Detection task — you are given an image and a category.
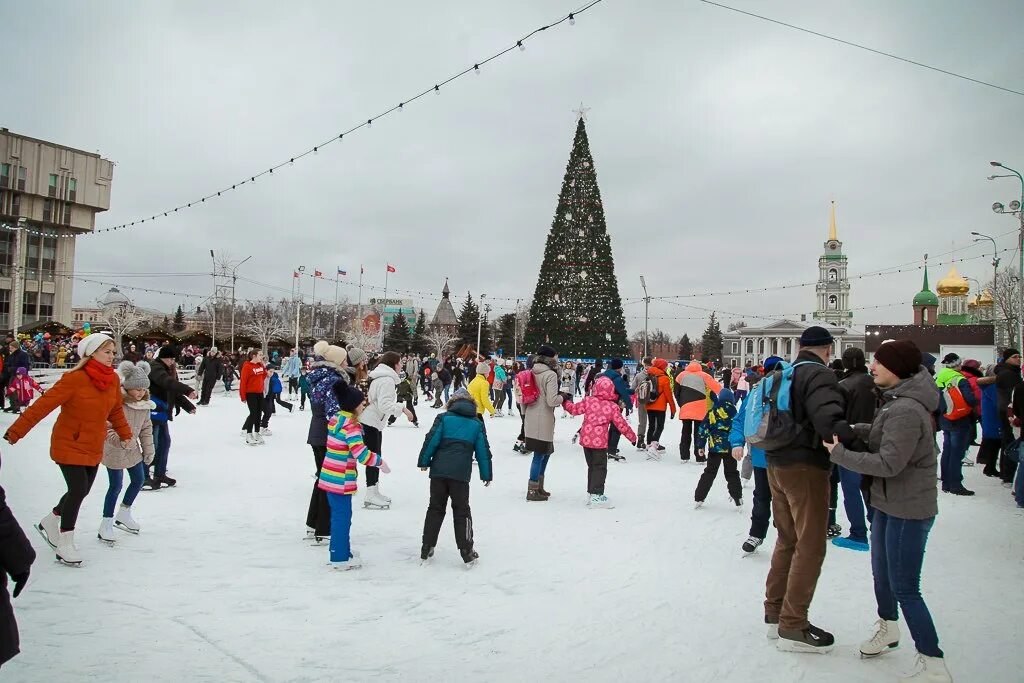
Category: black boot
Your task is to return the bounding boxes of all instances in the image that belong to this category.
[460,548,479,565]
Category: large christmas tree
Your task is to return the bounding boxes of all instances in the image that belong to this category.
[524,115,630,359]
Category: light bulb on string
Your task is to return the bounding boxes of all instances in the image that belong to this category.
[517,40,525,51]
[569,13,575,25]
[474,63,480,74]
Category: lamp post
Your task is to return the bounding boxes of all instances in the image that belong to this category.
[209,250,217,351]
[230,255,252,353]
[971,231,1000,336]
[476,294,487,356]
[989,161,1024,347]
[640,275,650,359]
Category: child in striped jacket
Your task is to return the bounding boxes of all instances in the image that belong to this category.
[317,381,390,571]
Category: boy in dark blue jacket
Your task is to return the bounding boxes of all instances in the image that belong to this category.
[417,388,493,566]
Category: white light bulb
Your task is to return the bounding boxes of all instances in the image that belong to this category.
[569,13,575,25]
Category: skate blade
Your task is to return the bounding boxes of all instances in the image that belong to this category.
[35,524,57,550]
[775,639,833,654]
[97,536,116,546]
[859,644,899,659]
[114,523,140,535]
[363,503,390,510]
[55,556,83,567]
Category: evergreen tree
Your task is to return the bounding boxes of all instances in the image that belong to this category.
[172,305,186,332]
[524,117,630,359]
[162,315,170,330]
[457,293,480,352]
[494,313,517,357]
[412,310,427,355]
[386,311,412,353]
[678,333,693,360]
[700,313,723,364]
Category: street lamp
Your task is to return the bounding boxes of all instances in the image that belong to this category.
[970,230,1000,316]
[209,250,217,350]
[988,161,1024,347]
[476,294,487,356]
[640,275,650,359]
[230,255,252,352]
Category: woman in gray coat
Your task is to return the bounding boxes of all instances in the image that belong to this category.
[524,345,564,501]
[825,340,952,683]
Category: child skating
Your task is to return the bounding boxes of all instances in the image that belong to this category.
[561,376,637,508]
[417,388,492,566]
[317,381,389,571]
[694,388,742,509]
[6,368,42,414]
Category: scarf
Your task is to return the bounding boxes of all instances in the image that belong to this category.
[83,359,117,391]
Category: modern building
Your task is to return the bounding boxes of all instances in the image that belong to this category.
[813,201,852,325]
[0,128,114,331]
[722,318,865,368]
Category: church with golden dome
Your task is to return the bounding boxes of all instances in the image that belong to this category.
[912,263,993,326]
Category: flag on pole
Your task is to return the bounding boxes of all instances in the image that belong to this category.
[314,269,323,278]
[293,271,299,278]
[386,264,396,273]
[337,267,347,276]
[360,265,364,275]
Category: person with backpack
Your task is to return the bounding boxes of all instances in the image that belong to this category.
[978,364,1004,477]
[643,358,676,456]
[761,326,854,654]
[832,347,877,552]
[512,359,532,454]
[824,340,953,683]
[524,345,565,501]
[934,353,977,496]
[730,356,783,554]
[675,361,723,464]
[630,357,653,451]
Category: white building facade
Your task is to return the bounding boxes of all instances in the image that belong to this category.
[722,319,865,368]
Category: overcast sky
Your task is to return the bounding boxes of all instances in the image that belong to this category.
[4,0,1024,338]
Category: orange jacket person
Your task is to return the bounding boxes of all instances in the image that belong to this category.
[3,334,132,567]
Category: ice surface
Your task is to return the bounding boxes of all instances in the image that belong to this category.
[1,391,1020,682]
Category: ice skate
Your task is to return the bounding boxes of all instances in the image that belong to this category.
[254,432,266,445]
[742,536,764,554]
[636,439,647,451]
[329,559,362,571]
[460,548,479,568]
[240,430,246,437]
[304,528,316,541]
[114,505,141,534]
[694,500,704,509]
[363,485,390,510]
[97,518,117,545]
[731,496,743,509]
[776,624,835,654]
[646,449,662,461]
[860,619,900,658]
[143,477,162,491]
[36,511,60,550]
[261,428,273,437]
[246,433,258,446]
[420,545,435,564]
[571,432,579,445]
[587,494,614,509]
[312,535,330,545]
[899,653,952,682]
[55,530,83,567]
[826,523,842,539]
[377,486,393,504]
[608,451,626,463]
[157,474,176,488]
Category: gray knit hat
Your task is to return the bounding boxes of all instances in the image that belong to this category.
[117,360,151,390]
[346,345,368,367]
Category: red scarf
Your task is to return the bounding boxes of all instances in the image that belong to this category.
[83,359,116,391]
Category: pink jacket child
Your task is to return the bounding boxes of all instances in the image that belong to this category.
[7,368,43,411]
[562,376,637,449]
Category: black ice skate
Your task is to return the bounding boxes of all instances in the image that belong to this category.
[460,548,479,568]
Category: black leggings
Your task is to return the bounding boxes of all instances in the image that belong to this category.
[694,452,741,502]
[646,410,666,444]
[243,392,263,433]
[55,463,99,531]
[306,446,331,536]
[363,424,382,487]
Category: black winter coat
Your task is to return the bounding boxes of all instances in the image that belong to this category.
[839,370,878,424]
[198,355,223,388]
[995,362,1021,421]
[0,480,35,667]
[149,360,195,421]
[766,350,853,470]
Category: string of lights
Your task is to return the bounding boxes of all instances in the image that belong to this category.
[83,0,604,236]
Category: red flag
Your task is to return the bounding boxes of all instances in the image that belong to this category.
[386,264,396,273]
[314,269,323,278]
[293,271,299,278]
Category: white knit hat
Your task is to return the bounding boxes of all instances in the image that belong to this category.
[78,333,114,359]
[313,340,347,366]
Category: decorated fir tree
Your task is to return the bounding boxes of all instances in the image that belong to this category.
[524,115,630,359]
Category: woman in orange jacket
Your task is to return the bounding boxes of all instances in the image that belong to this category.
[239,349,268,446]
[3,334,132,566]
[644,358,676,454]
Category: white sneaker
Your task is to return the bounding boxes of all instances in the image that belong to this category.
[254,432,266,445]
[262,428,273,436]
[56,530,82,566]
[860,619,900,658]
[246,433,258,446]
[587,494,614,509]
[115,505,140,534]
[37,511,60,549]
[363,485,390,509]
[899,653,952,682]
[97,518,116,543]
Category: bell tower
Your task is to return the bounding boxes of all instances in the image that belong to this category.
[814,201,852,325]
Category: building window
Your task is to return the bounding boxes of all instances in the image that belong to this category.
[0,289,9,329]
[43,199,52,222]
[68,178,77,202]
[828,294,838,310]
[62,203,71,225]
[0,164,8,189]
[24,234,39,280]
[745,339,754,353]
[16,167,26,192]
[41,236,56,281]
[0,231,13,275]
[731,341,738,354]
[38,292,54,320]
[828,268,838,282]
[10,193,19,217]
[48,174,57,197]
[22,291,37,319]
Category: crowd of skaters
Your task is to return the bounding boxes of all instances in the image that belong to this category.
[1,324,1021,681]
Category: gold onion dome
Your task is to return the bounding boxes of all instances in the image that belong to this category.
[977,289,994,305]
[936,267,970,296]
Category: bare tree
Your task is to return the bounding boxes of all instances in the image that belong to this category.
[99,289,148,359]
[985,266,1021,349]
[345,318,381,354]
[243,298,290,356]
[425,325,461,359]
[727,320,747,332]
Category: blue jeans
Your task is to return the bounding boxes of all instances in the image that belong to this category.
[503,385,513,408]
[939,422,969,491]
[838,465,868,542]
[443,384,451,402]
[151,420,171,478]
[1015,443,1024,507]
[530,453,550,481]
[327,492,354,563]
[871,510,943,658]
[103,463,145,518]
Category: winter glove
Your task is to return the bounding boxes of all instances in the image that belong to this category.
[379,460,391,474]
[11,570,29,598]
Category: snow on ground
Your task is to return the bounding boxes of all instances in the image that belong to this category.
[1,390,1021,682]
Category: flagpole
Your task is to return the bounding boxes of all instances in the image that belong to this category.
[333,272,340,341]
[357,266,364,340]
[294,271,302,351]
[380,265,389,352]
[310,272,318,339]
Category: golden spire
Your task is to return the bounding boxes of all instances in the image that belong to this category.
[828,200,838,241]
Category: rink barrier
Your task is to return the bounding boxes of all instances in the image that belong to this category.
[28,364,198,391]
